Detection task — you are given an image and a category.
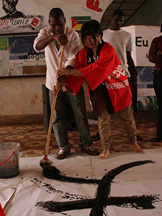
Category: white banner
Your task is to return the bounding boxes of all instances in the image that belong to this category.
[122,25,162,67]
[0,0,114,33]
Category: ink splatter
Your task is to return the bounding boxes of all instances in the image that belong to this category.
[23,177,90,200]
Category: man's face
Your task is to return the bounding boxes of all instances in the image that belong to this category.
[48,16,66,34]
[111,14,124,30]
[2,0,11,13]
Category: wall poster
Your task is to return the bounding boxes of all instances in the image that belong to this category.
[0,35,45,76]
[137,66,157,111]
[0,0,114,34]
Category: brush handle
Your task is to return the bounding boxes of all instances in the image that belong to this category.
[44,27,68,157]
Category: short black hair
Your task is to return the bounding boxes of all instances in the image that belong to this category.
[49,8,64,19]
[81,20,103,46]
[112,9,125,18]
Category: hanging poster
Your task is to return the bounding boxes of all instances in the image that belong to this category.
[8,36,45,65]
[137,96,155,111]
[0,35,45,76]
[137,66,157,111]
[0,0,113,34]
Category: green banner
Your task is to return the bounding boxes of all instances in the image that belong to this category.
[0,37,8,50]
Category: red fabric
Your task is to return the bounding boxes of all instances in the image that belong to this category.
[66,43,132,113]
[0,204,5,216]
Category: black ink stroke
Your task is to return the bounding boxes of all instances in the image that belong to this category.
[42,164,100,184]
[90,160,155,215]
[36,194,160,212]
[36,160,161,215]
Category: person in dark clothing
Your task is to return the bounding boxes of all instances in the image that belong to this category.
[0,0,25,20]
[148,25,162,142]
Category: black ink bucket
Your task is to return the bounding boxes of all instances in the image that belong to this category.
[0,142,20,178]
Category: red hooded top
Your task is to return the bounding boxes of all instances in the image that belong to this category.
[66,42,132,113]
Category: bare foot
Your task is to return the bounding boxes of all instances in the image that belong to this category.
[98,149,110,159]
[133,143,142,153]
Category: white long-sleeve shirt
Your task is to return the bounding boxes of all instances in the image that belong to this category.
[33,26,80,90]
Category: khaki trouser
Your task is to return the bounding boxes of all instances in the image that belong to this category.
[94,87,137,150]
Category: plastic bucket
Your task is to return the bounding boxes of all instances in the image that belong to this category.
[0,142,20,178]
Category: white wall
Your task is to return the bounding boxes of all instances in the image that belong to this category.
[0,76,45,116]
[0,76,91,120]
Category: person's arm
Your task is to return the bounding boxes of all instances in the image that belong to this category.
[35,35,55,50]
[33,28,68,51]
[36,33,68,50]
[64,31,80,68]
[127,51,137,79]
[58,48,86,95]
[149,38,162,63]
[57,66,75,94]
[59,43,122,91]
[126,34,137,79]
[58,68,83,76]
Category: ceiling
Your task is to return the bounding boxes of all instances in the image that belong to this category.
[100,0,148,30]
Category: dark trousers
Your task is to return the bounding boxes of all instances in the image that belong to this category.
[128,77,137,113]
[49,87,92,151]
[153,71,162,137]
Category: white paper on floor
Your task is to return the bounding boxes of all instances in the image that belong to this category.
[0,184,15,209]
[0,150,162,216]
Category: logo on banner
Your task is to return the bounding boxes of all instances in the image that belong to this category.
[30,17,40,28]
[0,0,44,33]
[86,0,102,12]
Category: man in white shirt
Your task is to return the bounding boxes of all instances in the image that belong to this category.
[91,9,142,141]
[34,8,98,159]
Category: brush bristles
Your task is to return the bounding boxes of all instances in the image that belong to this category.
[40,158,53,167]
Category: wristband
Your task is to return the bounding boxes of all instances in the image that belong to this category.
[70,69,74,75]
